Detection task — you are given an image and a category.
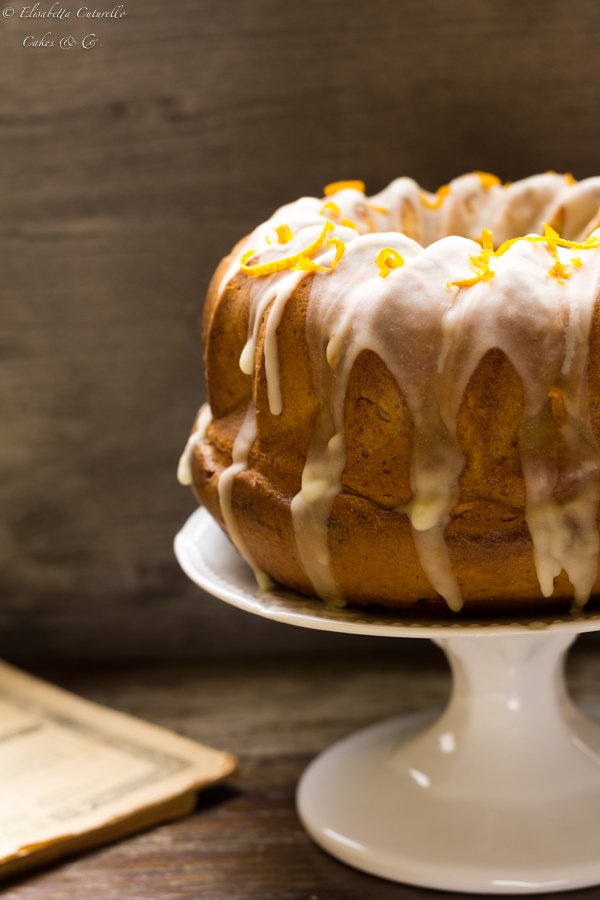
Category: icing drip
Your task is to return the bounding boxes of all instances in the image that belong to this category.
[440,237,600,606]
[217,402,274,591]
[177,403,213,485]
[410,525,463,612]
[488,173,570,247]
[260,235,362,416]
[292,234,466,608]
[546,177,600,241]
[222,262,329,587]
[201,171,600,611]
[263,272,306,415]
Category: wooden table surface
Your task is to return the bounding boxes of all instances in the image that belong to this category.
[3,643,600,900]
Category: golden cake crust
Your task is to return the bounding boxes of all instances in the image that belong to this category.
[191,266,600,614]
[182,172,600,614]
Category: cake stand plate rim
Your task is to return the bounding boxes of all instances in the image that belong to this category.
[174,507,600,638]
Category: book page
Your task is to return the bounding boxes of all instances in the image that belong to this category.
[0,661,235,873]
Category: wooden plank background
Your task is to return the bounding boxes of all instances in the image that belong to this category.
[3,0,600,662]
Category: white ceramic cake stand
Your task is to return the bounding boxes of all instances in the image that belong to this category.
[175,507,600,895]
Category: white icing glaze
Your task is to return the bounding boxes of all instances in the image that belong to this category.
[217,402,274,591]
[177,402,213,485]
[488,173,569,247]
[220,257,336,584]
[546,177,600,241]
[439,237,600,606]
[263,271,306,415]
[438,173,503,243]
[197,172,600,611]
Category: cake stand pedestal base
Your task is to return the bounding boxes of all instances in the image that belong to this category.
[298,632,600,894]
[175,508,600,895]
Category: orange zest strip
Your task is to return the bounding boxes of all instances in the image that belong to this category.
[448,228,495,289]
[543,223,571,282]
[319,202,359,232]
[420,184,450,210]
[273,224,293,244]
[494,225,600,258]
[476,171,502,188]
[449,225,600,289]
[565,172,577,185]
[495,224,600,283]
[375,247,405,278]
[320,201,359,232]
[291,237,346,274]
[240,221,335,277]
[324,180,365,196]
[369,203,389,215]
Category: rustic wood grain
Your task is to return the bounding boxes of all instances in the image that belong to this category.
[4,0,600,662]
[1,647,600,899]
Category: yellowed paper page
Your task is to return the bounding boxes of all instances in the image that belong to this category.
[0,660,235,876]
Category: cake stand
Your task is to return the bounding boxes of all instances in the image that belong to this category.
[175,507,600,895]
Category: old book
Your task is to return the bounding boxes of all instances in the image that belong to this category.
[0,660,236,878]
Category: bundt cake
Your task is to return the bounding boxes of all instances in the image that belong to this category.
[179,171,600,615]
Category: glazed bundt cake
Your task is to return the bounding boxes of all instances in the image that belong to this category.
[179,171,600,615]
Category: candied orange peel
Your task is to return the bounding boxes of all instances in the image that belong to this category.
[544,171,576,185]
[324,180,365,196]
[240,220,335,277]
[544,224,573,282]
[369,203,389,215]
[420,184,450,210]
[476,171,502,188]
[448,229,495,289]
[273,224,293,243]
[495,223,600,282]
[449,224,600,290]
[320,202,359,231]
[321,202,341,216]
[421,174,499,212]
[292,237,345,274]
[266,223,294,245]
[375,247,405,278]
[494,223,600,258]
